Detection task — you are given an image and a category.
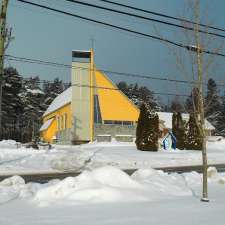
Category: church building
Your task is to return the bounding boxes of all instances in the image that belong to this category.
[40,50,140,144]
[40,50,215,144]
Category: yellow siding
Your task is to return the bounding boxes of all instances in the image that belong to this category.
[41,68,140,143]
[95,70,140,121]
[41,103,72,143]
[41,119,56,143]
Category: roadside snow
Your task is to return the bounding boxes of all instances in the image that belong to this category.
[0,166,224,225]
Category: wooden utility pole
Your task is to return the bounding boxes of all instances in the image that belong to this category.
[194,0,209,202]
[0,0,9,139]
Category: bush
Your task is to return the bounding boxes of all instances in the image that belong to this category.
[136,103,159,151]
[172,112,185,150]
[186,113,203,150]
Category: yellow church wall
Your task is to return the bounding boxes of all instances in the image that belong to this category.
[95,70,140,122]
[41,120,56,143]
[41,103,72,143]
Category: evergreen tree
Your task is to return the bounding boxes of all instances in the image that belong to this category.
[172,112,185,149]
[19,76,45,142]
[136,103,159,151]
[43,78,65,106]
[170,98,184,112]
[2,67,23,141]
[117,81,161,111]
[217,93,225,136]
[185,87,200,113]
[205,78,221,131]
[186,113,202,150]
[0,66,67,142]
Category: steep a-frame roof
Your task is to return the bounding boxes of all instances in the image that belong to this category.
[42,69,140,122]
[94,70,139,121]
[43,87,72,117]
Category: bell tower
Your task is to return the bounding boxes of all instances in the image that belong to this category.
[71,50,94,143]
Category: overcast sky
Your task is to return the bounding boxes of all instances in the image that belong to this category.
[6,0,225,104]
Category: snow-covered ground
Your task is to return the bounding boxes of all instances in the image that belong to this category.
[0,166,225,225]
[0,138,225,175]
[0,140,225,224]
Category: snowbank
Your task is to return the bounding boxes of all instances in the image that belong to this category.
[0,140,20,149]
[0,166,224,206]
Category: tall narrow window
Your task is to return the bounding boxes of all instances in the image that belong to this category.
[61,116,64,130]
[57,116,60,131]
[64,114,67,129]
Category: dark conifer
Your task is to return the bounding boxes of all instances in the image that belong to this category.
[136,103,159,151]
[205,78,221,132]
[186,113,202,150]
[117,81,161,111]
[172,112,185,149]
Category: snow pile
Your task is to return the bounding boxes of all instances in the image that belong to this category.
[0,176,35,204]
[207,166,225,184]
[132,168,193,198]
[0,140,20,149]
[0,166,225,207]
[50,150,93,171]
[34,166,145,205]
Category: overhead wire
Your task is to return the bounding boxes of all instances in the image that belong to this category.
[6,54,223,87]
[98,0,225,33]
[20,78,190,97]
[16,0,225,57]
[5,54,224,98]
[64,0,225,39]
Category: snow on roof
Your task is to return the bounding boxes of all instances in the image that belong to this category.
[27,89,44,95]
[157,112,215,130]
[39,118,54,132]
[72,49,91,53]
[43,87,72,117]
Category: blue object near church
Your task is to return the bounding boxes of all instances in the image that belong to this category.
[162,131,176,150]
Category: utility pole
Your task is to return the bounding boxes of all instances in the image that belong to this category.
[0,0,9,139]
[194,0,209,202]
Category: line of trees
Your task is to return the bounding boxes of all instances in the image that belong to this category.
[118,79,225,136]
[135,106,206,151]
[1,67,68,142]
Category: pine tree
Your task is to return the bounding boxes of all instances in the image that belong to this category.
[170,98,184,112]
[217,93,225,136]
[136,103,159,151]
[43,78,65,106]
[205,78,221,131]
[172,112,185,149]
[2,67,23,141]
[186,113,202,150]
[19,76,45,142]
[185,87,200,113]
[117,81,161,110]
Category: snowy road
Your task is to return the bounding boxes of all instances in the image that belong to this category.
[1,163,225,183]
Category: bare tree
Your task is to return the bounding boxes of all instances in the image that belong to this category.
[153,0,225,201]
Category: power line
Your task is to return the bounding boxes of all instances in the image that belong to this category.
[6,54,222,87]
[98,0,225,33]
[19,78,190,97]
[71,83,189,97]
[16,0,225,58]
[64,0,225,39]
[15,0,184,48]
